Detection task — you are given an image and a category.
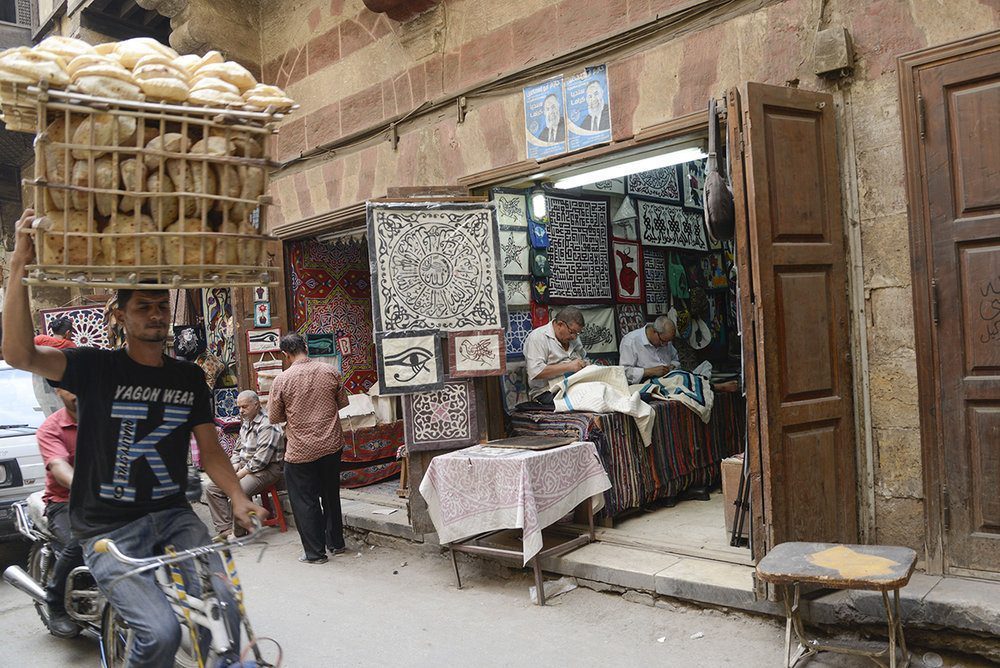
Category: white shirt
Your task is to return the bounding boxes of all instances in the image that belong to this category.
[619,326,680,384]
[523,322,587,398]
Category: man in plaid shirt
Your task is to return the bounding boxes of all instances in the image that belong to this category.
[205,390,284,538]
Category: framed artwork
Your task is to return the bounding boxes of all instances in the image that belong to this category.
[616,304,646,341]
[247,328,281,354]
[702,252,730,290]
[627,166,681,203]
[402,379,480,452]
[682,159,707,209]
[504,277,531,307]
[214,387,239,420]
[505,310,532,360]
[307,333,339,357]
[492,189,528,228]
[447,329,506,378]
[253,301,271,328]
[253,286,270,303]
[501,361,529,413]
[636,198,709,251]
[368,202,507,333]
[375,330,444,396]
[40,305,111,349]
[173,324,207,361]
[545,194,612,303]
[577,305,618,355]
[611,240,645,303]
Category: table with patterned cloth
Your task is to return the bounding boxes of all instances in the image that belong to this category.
[419,442,612,566]
[510,392,743,521]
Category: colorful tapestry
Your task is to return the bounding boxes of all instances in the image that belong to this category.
[448,329,506,378]
[531,302,549,328]
[637,198,709,251]
[204,288,235,367]
[578,306,618,355]
[616,304,646,341]
[612,240,644,303]
[643,249,669,312]
[505,310,532,359]
[287,238,376,394]
[682,159,707,209]
[545,195,612,303]
[403,379,479,453]
[214,388,239,420]
[627,166,681,202]
[306,333,339,357]
[368,202,506,333]
[342,421,404,464]
[40,305,110,349]
[375,330,443,396]
[341,461,402,488]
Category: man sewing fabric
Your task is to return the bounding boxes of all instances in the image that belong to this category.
[618,316,681,384]
[522,306,588,406]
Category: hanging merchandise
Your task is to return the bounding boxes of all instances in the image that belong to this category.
[531,302,550,328]
[688,317,713,350]
[704,97,735,241]
[530,247,551,277]
[528,216,550,248]
[668,252,690,299]
[531,276,550,304]
[689,286,709,321]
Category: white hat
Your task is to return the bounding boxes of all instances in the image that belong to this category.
[688,318,712,350]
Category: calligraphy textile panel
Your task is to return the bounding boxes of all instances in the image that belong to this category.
[40,305,110,349]
[375,330,444,396]
[504,277,531,307]
[578,305,618,356]
[643,249,670,315]
[504,310,532,360]
[369,203,507,332]
[545,195,612,303]
[448,329,506,377]
[611,240,644,303]
[499,226,530,276]
[616,304,646,341]
[287,238,376,394]
[403,379,480,452]
[492,190,528,227]
[637,198,708,251]
[627,166,681,202]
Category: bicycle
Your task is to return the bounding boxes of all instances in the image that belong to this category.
[94,515,281,668]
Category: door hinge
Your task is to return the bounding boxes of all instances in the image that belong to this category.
[942,484,951,531]
[931,278,939,325]
[917,94,926,140]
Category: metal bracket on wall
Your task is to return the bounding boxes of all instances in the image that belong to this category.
[457,96,468,124]
[389,122,399,151]
[931,278,939,325]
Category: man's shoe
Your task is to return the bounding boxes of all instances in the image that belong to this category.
[330,547,347,555]
[298,554,328,564]
[48,609,80,639]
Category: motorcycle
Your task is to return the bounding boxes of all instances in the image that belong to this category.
[3,491,105,640]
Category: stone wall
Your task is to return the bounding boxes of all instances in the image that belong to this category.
[255,0,1000,552]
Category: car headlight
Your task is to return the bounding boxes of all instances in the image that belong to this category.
[0,460,21,488]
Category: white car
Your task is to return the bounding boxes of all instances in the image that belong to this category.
[0,360,46,541]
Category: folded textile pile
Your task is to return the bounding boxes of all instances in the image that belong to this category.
[630,369,715,423]
[547,365,655,446]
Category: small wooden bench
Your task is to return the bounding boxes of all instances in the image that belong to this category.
[756,542,917,668]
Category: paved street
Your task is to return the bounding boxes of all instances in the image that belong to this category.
[0,519,987,667]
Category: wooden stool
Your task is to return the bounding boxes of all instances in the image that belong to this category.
[255,485,287,533]
[756,542,917,668]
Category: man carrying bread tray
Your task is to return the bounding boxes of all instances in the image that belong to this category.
[2,210,267,666]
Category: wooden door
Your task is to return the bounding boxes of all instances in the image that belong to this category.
[902,33,1000,574]
[730,83,858,553]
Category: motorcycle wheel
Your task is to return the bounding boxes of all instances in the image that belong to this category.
[99,603,202,668]
[27,542,51,627]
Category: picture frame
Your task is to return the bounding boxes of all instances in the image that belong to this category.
[375,330,444,396]
[246,328,281,354]
[253,301,271,328]
[447,329,506,378]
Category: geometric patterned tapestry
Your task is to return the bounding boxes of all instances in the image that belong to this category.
[40,305,110,349]
[286,238,376,395]
[545,194,612,303]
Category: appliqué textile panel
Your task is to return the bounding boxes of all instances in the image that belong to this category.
[627,166,681,202]
[375,330,444,396]
[287,238,377,395]
[40,306,110,349]
[499,226,530,276]
[493,190,528,227]
[616,304,646,340]
[578,306,618,355]
[403,379,480,453]
[504,277,531,307]
[448,329,506,378]
[213,388,239,420]
[368,202,507,332]
[204,288,236,367]
[342,421,404,464]
[637,198,708,251]
[505,310,532,360]
[682,159,706,209]
[502,361,530,413]
[545,195,612,303]
[612,240,644,302]
[341,461,402,488]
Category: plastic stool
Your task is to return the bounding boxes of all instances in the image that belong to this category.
[255,485,287,533]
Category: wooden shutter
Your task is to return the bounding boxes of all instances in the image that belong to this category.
[730,83,858,552]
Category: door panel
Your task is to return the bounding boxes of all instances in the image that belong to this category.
[738,82,858,549]
[917,42,1000,572]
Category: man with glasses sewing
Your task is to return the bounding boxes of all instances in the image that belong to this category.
[2,210,267,667]
[618,316,681,384]
[522,306,589,407]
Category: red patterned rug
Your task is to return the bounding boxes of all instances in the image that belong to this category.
[286,238,376,394]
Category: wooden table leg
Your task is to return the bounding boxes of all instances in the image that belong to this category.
[531,556,546,606]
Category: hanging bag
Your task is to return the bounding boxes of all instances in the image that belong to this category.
[667,252,690,299]
[704,97,735,242]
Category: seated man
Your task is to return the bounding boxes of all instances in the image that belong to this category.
[35,387,83,638]
[619,316,681,384]
[206,390,284,538]
[523,306,588,406]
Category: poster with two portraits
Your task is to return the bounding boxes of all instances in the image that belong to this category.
[523,64,611,161]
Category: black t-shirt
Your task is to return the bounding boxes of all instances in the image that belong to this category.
[59,348,212,539]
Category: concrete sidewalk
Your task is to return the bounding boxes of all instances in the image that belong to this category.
[337,493,1000,661]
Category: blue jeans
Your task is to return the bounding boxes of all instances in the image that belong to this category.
[83,507,240,668]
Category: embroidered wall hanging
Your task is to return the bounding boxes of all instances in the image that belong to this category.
[611,240,645,303]
[501,361,530,413]
[368,202,507,333]
[636,198,709,251]
[375,330,444,396]
[214,387,239,420]
[610,217,638,242]
[204,288,235,367]
[504,277,531,307]
[252,286,269,303]
[616,304,646,341]
[307,333,339,357]
[247,328,281,354]
[531,302,550,328]
[545,195,612,303]
[530,248,551,277]
[402,379,479,452]
[173,324,207,361]
[287,238,376,395]
[530,276,550,304]
[40,305,111,349]
[448,329,506,378]
[499,226,530,276]
[643,249,670,315]
[253,301,271,328]
[682,159,707,209]
[528,217,549,248]
[492,189,528,227]
[577,306,618,356]
[627,166,681,202]
[505,310,532,360]
[580,178,625,195]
